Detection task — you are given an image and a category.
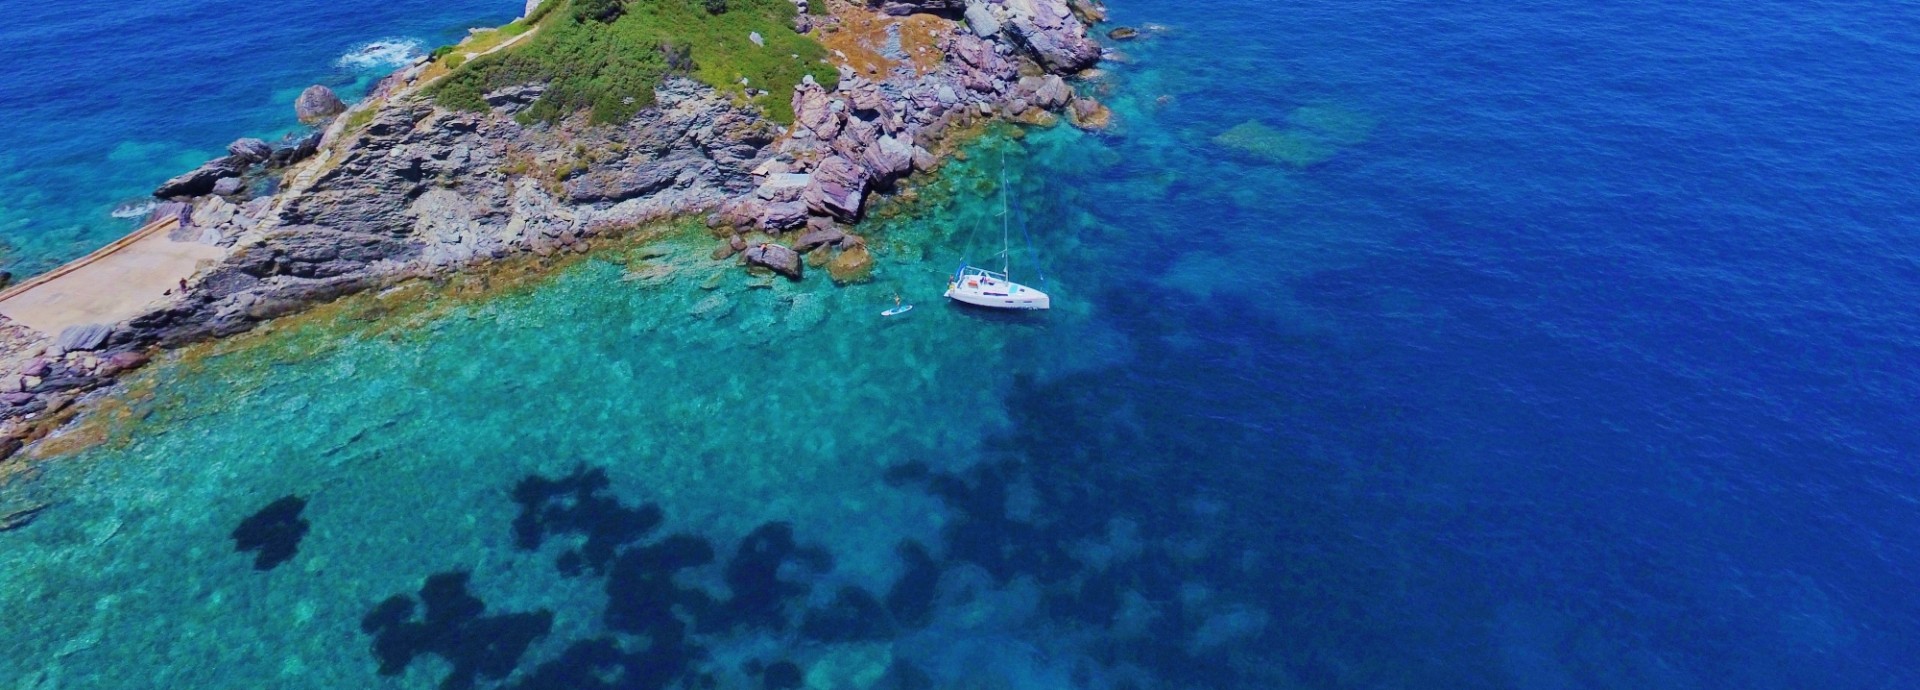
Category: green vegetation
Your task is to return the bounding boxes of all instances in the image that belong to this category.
[432,0,838,125]
[575,0,628,23]
[343,106,380,135]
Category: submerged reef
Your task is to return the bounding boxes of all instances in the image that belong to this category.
[352,440,1285,690]
[0,0,1115,466]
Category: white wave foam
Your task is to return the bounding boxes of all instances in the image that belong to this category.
[336,38,426,71]
[110,200,158,219]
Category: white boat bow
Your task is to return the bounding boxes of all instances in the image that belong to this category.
[945,267,1050,310]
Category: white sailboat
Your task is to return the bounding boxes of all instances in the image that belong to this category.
[945,158,1051,311]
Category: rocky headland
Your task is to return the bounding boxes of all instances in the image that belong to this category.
[0,0,1111,466]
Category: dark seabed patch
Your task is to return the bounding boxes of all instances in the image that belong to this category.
[361,571,555,690]
[230,495,311,571]
[511,465,665,575]
[354,453,1287,690]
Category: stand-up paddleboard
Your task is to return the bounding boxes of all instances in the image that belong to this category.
[883,304,915,317]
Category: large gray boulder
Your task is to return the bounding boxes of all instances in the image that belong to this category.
[965,3,1001,36]
[54,324,113,352]
[211,177,246,197]
[268,132,323,167]
[295,85,348,124]
[756,173,814,231]
[803,156,871,222]
[792,78,843,139]
[1018,74,1073,109]
[153,156,246,198]
[870,0,965,15]
[743,243,804,280]
[795,223,846,252]
[759,200,810,231]
[755,172,813,203]
[226,138,274,165]
[861,135,916,183]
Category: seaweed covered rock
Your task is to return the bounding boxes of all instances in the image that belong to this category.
[827,246,873,285]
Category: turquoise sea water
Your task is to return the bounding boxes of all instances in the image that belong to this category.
[9,0,1920,688]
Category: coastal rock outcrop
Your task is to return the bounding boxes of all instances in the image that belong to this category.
[0,0,1109,436]
[295,85,348,124]
[269,132,323,167]
[965,3,1002,36]
[153,156,246,199]
[1018,74,1073,109]
[870,0,966,16]
[803,156,872,222]
[227,138,274,165]
[1001,0,1103,73]
[127,77,777,350]
[53,324,112,352]
[794,223,847,252]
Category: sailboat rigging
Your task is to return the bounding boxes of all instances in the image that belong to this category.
[944,153,1052,311]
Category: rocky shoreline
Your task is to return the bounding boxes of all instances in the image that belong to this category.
[0,0,1112,466]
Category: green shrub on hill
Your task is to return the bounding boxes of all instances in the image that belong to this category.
[432,0,838,125]
[574,0,627,23]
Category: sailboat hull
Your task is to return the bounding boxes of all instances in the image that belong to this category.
[945,276,1051,310]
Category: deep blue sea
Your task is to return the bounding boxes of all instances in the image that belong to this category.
[5,0,1920,688]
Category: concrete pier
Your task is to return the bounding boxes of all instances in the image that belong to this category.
[0,218,226,336]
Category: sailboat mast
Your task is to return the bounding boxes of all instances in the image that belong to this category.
[1000,153,1011,276]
